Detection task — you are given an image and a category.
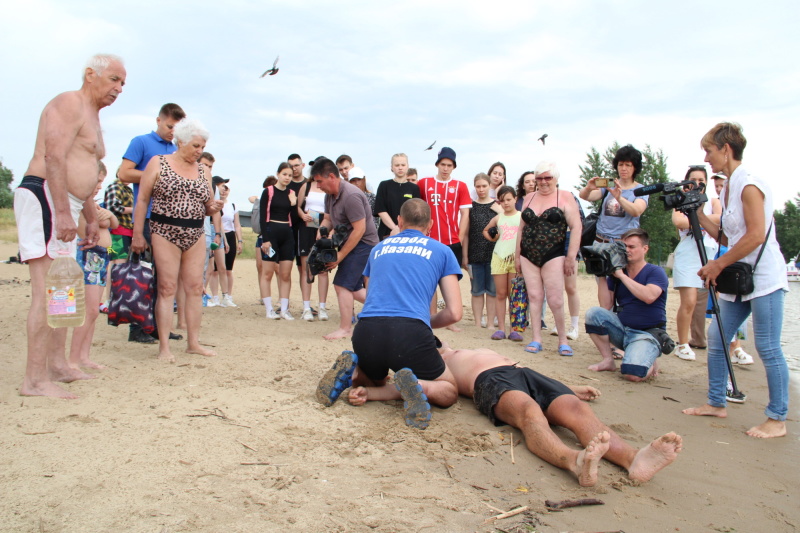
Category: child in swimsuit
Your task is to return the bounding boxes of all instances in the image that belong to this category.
[483,186,522,342]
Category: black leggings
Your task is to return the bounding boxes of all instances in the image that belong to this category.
[214,231,237,271]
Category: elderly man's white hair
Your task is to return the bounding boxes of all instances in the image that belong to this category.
[84,53,124,80]
[174,119,210,145]
[534,160,561,180]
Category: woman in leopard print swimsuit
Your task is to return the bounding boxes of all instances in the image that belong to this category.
[132,119,222,363]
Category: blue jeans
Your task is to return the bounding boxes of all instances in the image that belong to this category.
[585,307,660,378]
[708,289,788,420]
[469,262,496,297]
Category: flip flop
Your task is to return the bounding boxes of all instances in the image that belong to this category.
[558,344,574,357]
[315,350,358,407]
[524,341,543,353]
[394,368,432,430]
[612,348,624,360]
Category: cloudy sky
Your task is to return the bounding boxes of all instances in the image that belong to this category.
[1,0,798,211]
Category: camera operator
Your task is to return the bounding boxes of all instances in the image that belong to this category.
[585,228,669,382]
[310,157,379,340]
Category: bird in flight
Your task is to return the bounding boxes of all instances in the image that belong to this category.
[261,56,280,77]
[538,134,548,145]
[424,140,436,151]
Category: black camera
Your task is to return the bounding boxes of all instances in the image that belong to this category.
[307,224,349,281]
[581,241,628,277]
[488,226,499,238]
[634,180,708,213]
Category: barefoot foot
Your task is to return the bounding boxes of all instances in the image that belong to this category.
[51,366,96,382]
[575,431,610,487]
[446,324,462,333]
[588,360,616,372]
[682,404,727,418]
[187,345,217,357]
[628,432,683,483]
[323,328,352,341]
[157,350,176,363]
[746,418,786,438]
[20,380,78,399]
[73,358,106,370]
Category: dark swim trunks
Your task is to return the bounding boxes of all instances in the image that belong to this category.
[473,365,574,426]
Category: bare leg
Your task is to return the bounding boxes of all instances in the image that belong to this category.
[255,249,268,299]
[20,257,81,398]
[182,238,215,357]
[68,284,105,369]
[471,294,485,327]
[587,333,617,372]
[486,294,496,330]
[226,270,234,298]
[541,258,567,345]
[325,286,365,340]
[213,247,229,294]
[317,270,329,307]
[152,235,181,363]
[493,273,509,333]
[564,268,580,321]
[298,257,312,303]
[495,391,608,486]
[676,287,697,345]
[545,395,681,483]
[176,276,186,330]
[520,257,544,344]
[277,260,292,300]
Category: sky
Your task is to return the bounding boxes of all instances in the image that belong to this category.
[1,0,799,213]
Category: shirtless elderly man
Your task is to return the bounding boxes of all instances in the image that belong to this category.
[439,342,683,486]
[14,53,126,398]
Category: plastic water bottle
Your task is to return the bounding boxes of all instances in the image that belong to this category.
[46,248,85,328]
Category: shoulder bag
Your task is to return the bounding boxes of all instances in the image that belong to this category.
[715,221,772,296]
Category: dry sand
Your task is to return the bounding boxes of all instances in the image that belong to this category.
[1,241,798,533]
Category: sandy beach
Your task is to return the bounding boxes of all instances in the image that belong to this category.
[1,240,798,533]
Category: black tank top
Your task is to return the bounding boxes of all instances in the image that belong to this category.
[269,186,292,222]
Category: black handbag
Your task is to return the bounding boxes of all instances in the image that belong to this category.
[580,212,600,247]
[715,222,772,296]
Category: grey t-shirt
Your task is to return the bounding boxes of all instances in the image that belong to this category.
[325,180,379,247]
[596,186,648,239]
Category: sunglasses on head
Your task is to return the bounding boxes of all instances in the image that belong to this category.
[688,165,706,171]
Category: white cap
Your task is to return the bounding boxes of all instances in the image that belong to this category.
[348,167,366,179]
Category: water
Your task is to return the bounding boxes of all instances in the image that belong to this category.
[783,283,800,379]
[45,253,86,328]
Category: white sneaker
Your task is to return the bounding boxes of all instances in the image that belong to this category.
[266,308,279,320]
[480,316,488,328]
[301,308,314,321]
[208,296,219,307]
[731,347,754,365]
[675,343,696,361]
[222,295,237,308]
[318,308,329,321]
[493,317,499,328]
[280,310,295,321]
[566,327,579,341]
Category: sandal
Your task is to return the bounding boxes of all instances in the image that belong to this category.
[525,341,543,353]
[612,348,624,360]
[675,344,696,361]
[558,344,574,357]
[491,330,506,341]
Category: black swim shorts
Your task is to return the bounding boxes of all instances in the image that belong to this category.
[352,316,445,382]
[473,365,574,426]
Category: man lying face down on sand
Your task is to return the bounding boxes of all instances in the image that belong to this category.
[438,341,683,487]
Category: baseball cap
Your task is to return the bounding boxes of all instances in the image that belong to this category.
[212,176,229,185]
[348,167,366,180]
[712,172,727,180]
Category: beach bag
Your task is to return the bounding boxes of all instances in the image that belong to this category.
[509,276,529,333]
[107,253,156,333]
[715,222,772,296]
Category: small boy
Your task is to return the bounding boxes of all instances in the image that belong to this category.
[374,153,420,239]
[69,161,118,370]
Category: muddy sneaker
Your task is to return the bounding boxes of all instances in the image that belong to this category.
[394,368,432,430]
[316,351,359,407]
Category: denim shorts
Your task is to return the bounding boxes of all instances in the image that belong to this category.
[333,241,372,292]
[584,306,660,378]
[469,262,496,296]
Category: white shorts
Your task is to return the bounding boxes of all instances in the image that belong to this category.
[672,235,718,289]
[14,176,83,261]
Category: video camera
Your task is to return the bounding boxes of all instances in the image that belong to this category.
[307,224,349,281]
[580,241,628,277]
[633,180,708,213]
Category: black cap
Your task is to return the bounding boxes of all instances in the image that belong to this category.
[212,176,229,185]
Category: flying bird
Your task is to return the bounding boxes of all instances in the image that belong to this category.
[260,56,280,77]
[424,140,436,151]
[538,133,548,145]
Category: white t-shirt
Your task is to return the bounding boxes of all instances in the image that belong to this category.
[221,200,237,233]
[719,165,788,302]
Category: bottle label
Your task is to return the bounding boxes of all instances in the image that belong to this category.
[48,286,77,315]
